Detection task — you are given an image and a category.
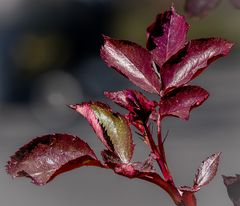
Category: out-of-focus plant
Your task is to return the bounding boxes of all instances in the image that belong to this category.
[6,7,233,206]
[223,175,240,206]
[185,0,240,16]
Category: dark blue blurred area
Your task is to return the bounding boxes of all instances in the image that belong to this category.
[0,0,114,103]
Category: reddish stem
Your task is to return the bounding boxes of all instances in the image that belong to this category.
[138,172,199,206]
[142,122,172,181]
[181,191,197,206]
[140,105,197,206]
[142,123,159,157]
[157,112,174,184]
[138,172,183,205]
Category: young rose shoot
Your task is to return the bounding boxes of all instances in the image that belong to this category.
[6,7,233,206]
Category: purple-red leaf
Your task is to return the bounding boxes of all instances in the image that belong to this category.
[160,86,209,120]
[104,89,157,122]
[100,36,161,94]
[6,134,101,185]
[161,38,233,93]
[223,174,240,206]
[231,0,240,8]
[193,152,221,190]
[185,0,221,16]
[147,7,189,67]
[70,102,133,163]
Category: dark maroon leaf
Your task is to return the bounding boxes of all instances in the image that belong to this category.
[100,36,161,94]
[230,0,240,8]
[6,134,102,185]
[70,102,134,163]
[147,7,189,67]
[193,152,221,190]
[160,86,209,120]
[185,0,221,16]
[161,38,233,93]
[104,89,157,122]
[223,174,240,206]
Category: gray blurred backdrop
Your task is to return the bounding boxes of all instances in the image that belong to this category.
[0,0,239,206]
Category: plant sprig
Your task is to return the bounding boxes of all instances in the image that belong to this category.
[6,7,233,206]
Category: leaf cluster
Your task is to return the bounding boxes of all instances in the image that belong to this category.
[6,7,233,206]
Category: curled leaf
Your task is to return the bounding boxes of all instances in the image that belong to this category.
[101,36,161,94]
[179,186,199,193]
[6,134,101,185]
[101,150,137,177]
[147,7,189,67]
[185,0,221,16]
[70,102,133,163]
[193,152,221,190]
[223,174,240,206]
[104,89,157,123]
[161,38,233,93]
[160,86,209,120]
[102,150,155,178]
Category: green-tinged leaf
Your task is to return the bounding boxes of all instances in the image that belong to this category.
[70,102,133,163]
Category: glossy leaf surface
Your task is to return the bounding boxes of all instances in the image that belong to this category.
[147,7,189,67]
[7,134,101,185]
[160,86,209,120]
[71,102,133,163]
[161,38,233,93]
[185,0,221,16]
[101,36,161,94]
[223,175,240,206]
[194,153,221,189]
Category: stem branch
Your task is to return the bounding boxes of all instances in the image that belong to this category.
[142,121,174,185]
[157,112,174,184]
[138,172,183,206]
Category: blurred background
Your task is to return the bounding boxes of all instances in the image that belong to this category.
[0,0,239,205]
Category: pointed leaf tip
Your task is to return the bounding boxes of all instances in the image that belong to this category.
[147,7,189,67]
[68,104,77,110]
[6,134,101,185]
[100,37,161,94]
[194,152,221,189]
[161,38,234,93]
[72,102,134,163]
